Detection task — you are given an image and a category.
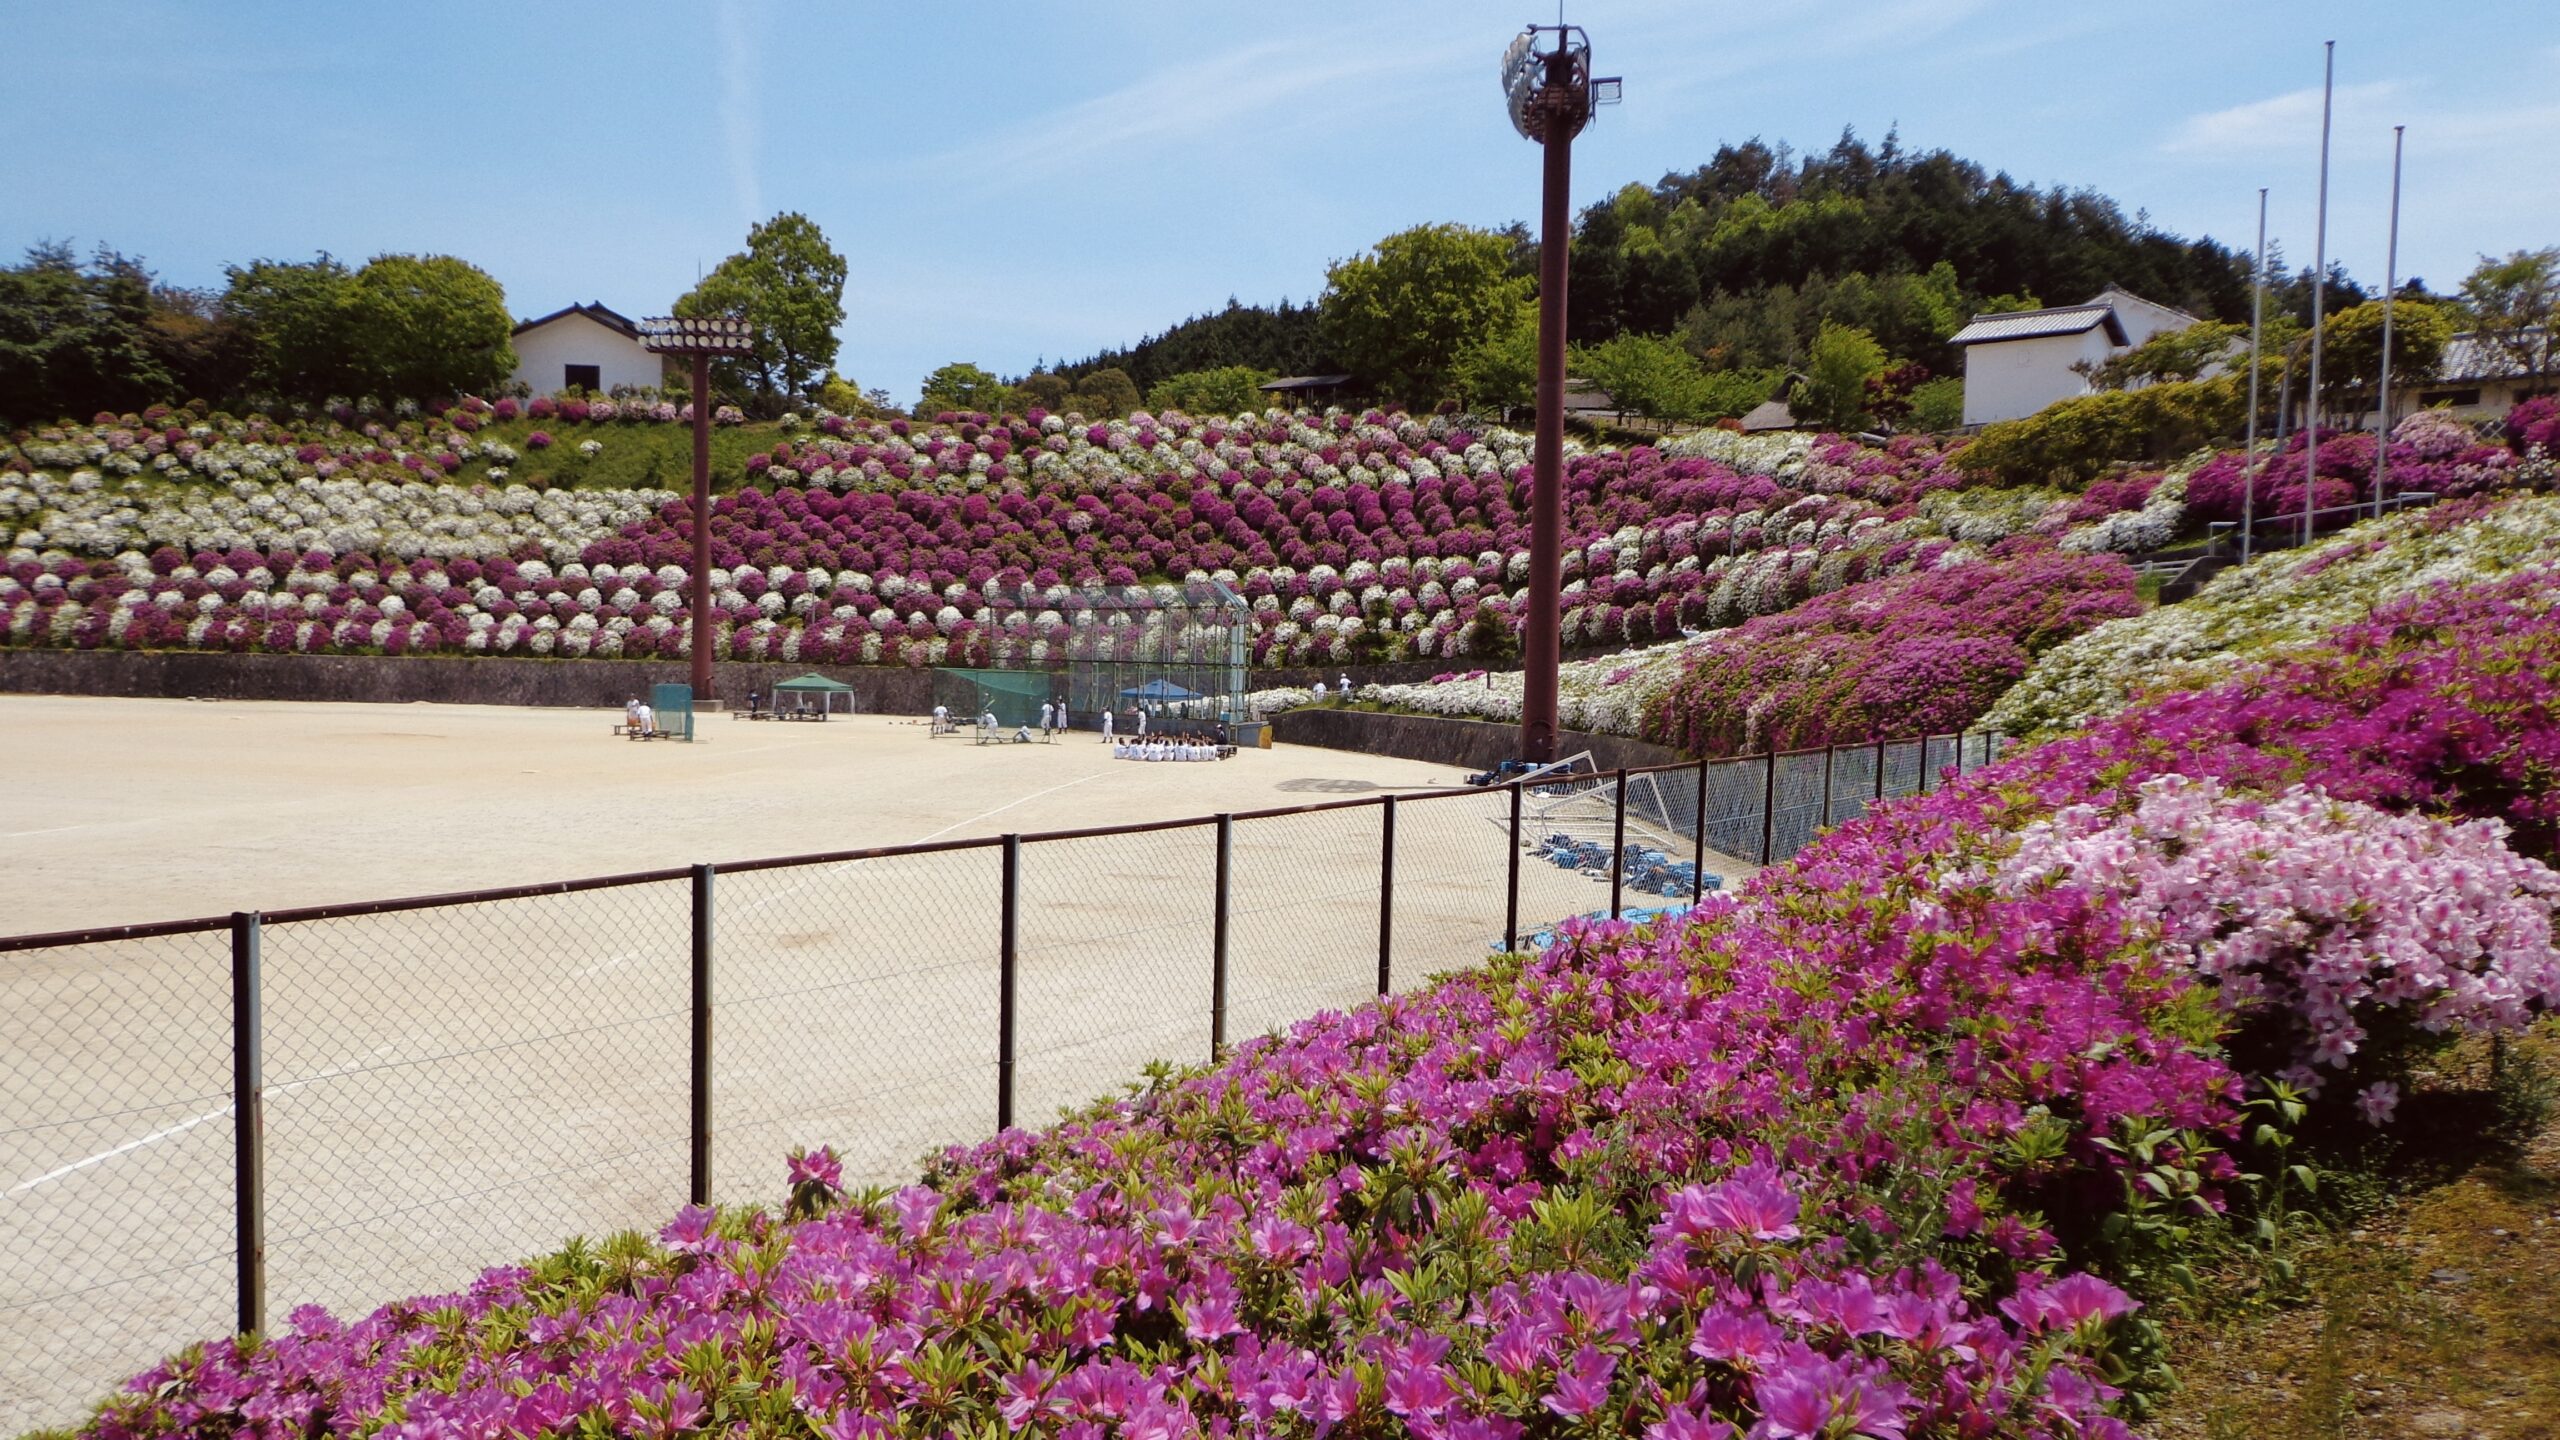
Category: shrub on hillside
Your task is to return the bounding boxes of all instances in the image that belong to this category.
[1956,376,2244,487]
[1639,541,2140,754]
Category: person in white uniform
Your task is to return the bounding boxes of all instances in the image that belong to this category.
[633,701,655,736]
[1039,701,1054,734]
[1100,708,1114,741]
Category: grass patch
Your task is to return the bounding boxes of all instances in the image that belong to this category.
[2154,1025,2560,1439]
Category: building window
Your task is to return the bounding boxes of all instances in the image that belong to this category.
[563,364,601,393]
[2419,388,2481,408]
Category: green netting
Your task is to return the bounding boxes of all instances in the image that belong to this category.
[648,682,695,741]
[934,668,1057,728]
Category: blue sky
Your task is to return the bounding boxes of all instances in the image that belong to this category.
[5,1,2554,405]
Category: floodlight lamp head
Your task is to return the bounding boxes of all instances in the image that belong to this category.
[1499,24,1598,144]
[638,315,756,355]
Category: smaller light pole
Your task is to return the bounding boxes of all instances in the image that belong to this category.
[639,316,756,705]
[2373,123,2404,521]
[2242,187,2267,563]
[2302,39,2335,551]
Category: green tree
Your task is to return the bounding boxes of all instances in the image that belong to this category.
[1064,367,1140,419]
[1450,302,1539,417]
[917,362,1013,416]
[2079,320,2244,391]
[675,211,848,416]
[0,243,179,421]
[1799,322,1887,430]
[1906,376,1966,433]
[221,253,369,402]
[1145,365,1272,416]
[2456,247,2559,391]
[1014,370,1070,414]
[2319,299,2456,426]
[1320,223,1530,406]
[350,254,514,401]
[1573,333,1717,423]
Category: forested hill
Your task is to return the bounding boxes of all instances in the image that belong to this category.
[1057,131,2355,389]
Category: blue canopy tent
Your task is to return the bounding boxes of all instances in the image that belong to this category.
[1118,679,1202,703]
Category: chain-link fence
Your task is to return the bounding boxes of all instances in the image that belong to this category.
[0,729,2004,1430]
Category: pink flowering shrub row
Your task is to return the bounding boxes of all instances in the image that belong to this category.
[2182,410,2527,525]
[1639,540,2142,755]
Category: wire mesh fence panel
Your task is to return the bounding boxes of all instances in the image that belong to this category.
[1386,789,1513,988]
[713,848,1002,1201]
[1224,806,1383,1045]
[1879,741,1927,801]
[1702,759,1768,873]
[1922,735,1960,792]
[1613,768,1717,912]
[1014,826,1217,1125]
[1825,747,1878,827]
[1513,772,1614,940]
[1958,733,1991,773]
[257,882,693,1325]
[1,928,236,1433]
[1766,751,1832,862]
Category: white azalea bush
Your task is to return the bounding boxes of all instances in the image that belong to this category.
[1986,492,2560,738]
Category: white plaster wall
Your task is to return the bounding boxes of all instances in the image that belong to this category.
[508,314,662,396]
[1959,330,2114,425]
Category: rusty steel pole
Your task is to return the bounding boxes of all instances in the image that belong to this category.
[688,353,716,703]
[1520,47,1588,765]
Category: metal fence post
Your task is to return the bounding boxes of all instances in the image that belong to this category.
[1874,738,1888,803]
[688,864,714,1205]
[1818,748,1836,829]
[229,911,265,1339]
[1610,767,1628,921]
[998,834,1020,1130]
[1505,781,1523,954]
[1691,757,1710,904]
[1211,815,1232,1062]
[1377,796,1396,996]
[1758,750,1779,866]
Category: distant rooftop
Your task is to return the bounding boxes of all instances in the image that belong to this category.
[512,302,641,339]
[1948,303,2128,347]
[1257,374,1354,392]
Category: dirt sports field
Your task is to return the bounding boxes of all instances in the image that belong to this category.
[0,693,1748,1430]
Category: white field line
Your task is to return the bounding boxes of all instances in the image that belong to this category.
[8,1046,398,1193]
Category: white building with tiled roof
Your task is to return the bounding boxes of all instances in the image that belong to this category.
[1950,287,2199,426]
[506,302,664,399]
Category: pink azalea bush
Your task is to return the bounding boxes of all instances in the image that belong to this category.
[2182,411,2523,524]
[1640,540,2141,755]
[1990,774,2560,1111]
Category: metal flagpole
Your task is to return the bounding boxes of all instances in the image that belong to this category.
[2243,187,2267,563]
[2302,39,2334,551]
[2374,123,2403,521]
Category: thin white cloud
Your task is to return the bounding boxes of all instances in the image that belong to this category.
[912,34,1475,186]
[717,0,761,224]
[2161,80,2402,156]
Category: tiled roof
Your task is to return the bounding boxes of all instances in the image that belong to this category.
[512,302,642,339]
[1948,304,2128,346]
[2436,328,2549,383]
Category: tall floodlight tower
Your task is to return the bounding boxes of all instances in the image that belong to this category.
[639,316,756,703]
[1502,23,1618,764]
